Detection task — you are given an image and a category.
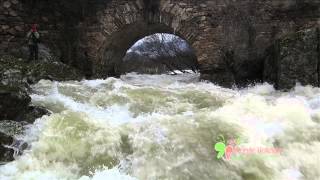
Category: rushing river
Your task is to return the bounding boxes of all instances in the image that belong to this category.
[0,73,319,180]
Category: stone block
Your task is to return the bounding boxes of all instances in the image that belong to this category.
[14,25,23,32]
[9,10,17,17]
[11,0,18,4]
[1,25,10,30]
[3,1,11,8]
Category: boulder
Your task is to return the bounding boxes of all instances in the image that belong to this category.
[0,55,83,84]
[264,28,320,90]
[0,55,30,88]
[0,55,79,123]
[0,120,27,136]
[0,84,50,123]
[0,120,29,163]
[0,132,14,163]
[0,84,31,121]
[27,61,83,83]
[21,106,51,124]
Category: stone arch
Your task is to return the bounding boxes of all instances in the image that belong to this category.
[122,33,199,74]
[79,0,223,82]
[2,0,319,88]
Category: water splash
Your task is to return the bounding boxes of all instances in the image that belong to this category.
[1,73,319,180]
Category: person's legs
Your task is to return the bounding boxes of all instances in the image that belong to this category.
[28,45,33,62]
[34,44,39,61]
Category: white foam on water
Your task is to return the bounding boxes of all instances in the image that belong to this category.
[1,74,319,180]
[79,167,138,180]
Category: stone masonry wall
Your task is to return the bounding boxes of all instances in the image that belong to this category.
[0,0,319,87]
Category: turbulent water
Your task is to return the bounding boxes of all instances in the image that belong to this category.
[0,73,320,180]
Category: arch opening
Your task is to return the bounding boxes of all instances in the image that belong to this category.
[122,33,199,75]
[96,22,199,77]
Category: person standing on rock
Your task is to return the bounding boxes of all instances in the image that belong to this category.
[26,24,40,62]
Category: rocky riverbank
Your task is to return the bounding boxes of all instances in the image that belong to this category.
[0,55,84,163]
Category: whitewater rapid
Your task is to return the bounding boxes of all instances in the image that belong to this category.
[0,73,319,180]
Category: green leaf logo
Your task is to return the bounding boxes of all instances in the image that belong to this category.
[214,142,226,159]
[214,134,226,159]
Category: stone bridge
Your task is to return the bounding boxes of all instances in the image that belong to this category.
[0,0,319,87]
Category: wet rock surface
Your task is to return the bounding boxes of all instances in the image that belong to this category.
[0,132,14,163]
[0,55,82,162]
[0,83,45,163]
[0,83,51,123]
[0,83,31,121]
[0,120,30,163]
[21,106,51,124]
[0,55,81,122]
[0,120,27,136]
[0,55,83,84]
